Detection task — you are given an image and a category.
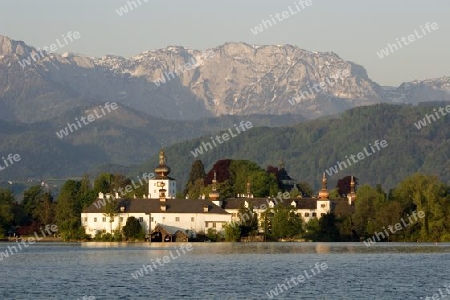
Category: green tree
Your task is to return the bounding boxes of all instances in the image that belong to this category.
[55,180,83,240]
[297,181,314,197]
[223,222,241,242]
[393,173,450,241]
[237,203,258,237]
[0,188,14,237]
[270,204,303,240]
[184,160,206,197]
[352,184,386,239]
[122,217,142,239]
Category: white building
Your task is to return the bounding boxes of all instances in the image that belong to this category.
[81,149,231,241]
[220,173,334,232]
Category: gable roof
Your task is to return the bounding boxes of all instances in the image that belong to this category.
[83,198,230,215]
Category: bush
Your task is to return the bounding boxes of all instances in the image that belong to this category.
[122,217,142,239]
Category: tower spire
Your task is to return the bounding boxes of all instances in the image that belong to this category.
[318,172,329,199]
[348,175,357,204]
[155,148,171,179]
[209,171,220,201]
[246,176,253,198]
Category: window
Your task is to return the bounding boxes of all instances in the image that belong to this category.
[83,217,87,222]
[312,213,317,217]
[94,218,97,222]
[151,217,154,222]
[297,213,302,217]
[191,217,194,222]
[321,204,326,208]
[305,213,310,217]
[175,217,180,222]
[110,217,114,222]
[102,217,106,222]
[213,223,216,228]
[139,217,143,222]
[119,217,123,222]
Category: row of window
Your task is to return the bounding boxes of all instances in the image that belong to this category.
[231,212,325,218]
[85,216,195,223]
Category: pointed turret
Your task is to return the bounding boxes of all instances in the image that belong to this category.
[155,148,171,179]
[347,176,357,205]
[209,171,220,201]
[318,172,329,199]
[246,176,253,198]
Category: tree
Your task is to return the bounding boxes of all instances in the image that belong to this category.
[336,176,358,197]
[270,204,303,240]
[78,175,96,208]
[352,184,386,239]
[184,160,206,197]
[55,180,83,240]
[392,173,449,241]
[103,199,118,241]
[223,222,241,242]
[237,203,258,237]
[122,217,142,239]
[297,182,314,197]
[0,188,14,237]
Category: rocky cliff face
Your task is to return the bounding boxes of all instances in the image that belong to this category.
[0,36,448,123]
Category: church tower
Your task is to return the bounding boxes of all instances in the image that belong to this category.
[148,148,177,199]
[209,171,222,207]
[347,176,357,205]
[317,172,331,215]
[318,172,330,200]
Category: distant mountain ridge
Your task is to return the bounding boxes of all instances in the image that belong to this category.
[135,104,450,192]
[1,35,449,123]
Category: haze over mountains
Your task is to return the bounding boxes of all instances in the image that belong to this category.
[0,34,449,188]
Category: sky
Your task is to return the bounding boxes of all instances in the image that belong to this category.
[1,0,448,86]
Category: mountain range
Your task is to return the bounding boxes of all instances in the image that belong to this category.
[1,35,449,123]
[0,34,449,189]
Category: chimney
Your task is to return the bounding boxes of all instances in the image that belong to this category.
[203,205,209,213]
[161,204,167,212]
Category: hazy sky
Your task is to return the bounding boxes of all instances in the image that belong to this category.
[1,0,448,86]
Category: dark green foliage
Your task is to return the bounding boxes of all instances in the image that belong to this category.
[0,113,304,182]
[201,159,280,198]
[237,203,258,237]
[184,160,207,199]
[267,204,304,240]
[122,217,142,239]
[306,213,340,241]
[137,104,450,192]
[223,222,241,242]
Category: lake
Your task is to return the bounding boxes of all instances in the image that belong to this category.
[1,242,449,299]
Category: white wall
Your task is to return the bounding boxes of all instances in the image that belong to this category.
[81,212,231,236]
[148,179,177,198]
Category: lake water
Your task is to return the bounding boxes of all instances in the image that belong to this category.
[1,242,449,299]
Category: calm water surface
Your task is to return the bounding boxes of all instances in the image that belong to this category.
[1,242,449,300]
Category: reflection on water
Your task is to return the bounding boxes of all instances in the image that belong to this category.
[1,242,450,300]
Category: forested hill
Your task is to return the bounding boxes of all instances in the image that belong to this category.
[137,103,450,191]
